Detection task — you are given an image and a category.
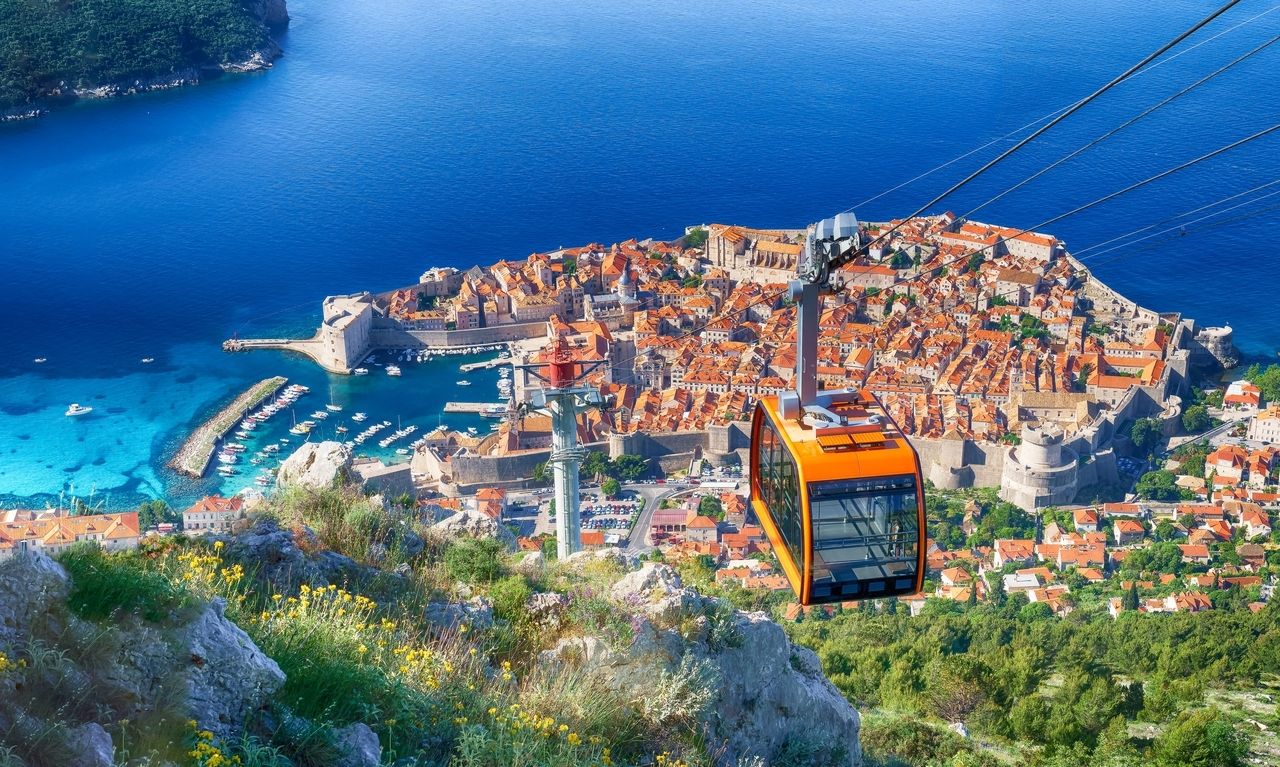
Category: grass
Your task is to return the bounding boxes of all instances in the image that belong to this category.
[58,544,193,621]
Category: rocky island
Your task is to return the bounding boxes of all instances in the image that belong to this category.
[0,0,288,120]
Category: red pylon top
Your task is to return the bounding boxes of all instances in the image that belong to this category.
[547,334,577,389]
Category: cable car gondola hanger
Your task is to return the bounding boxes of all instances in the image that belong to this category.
[750,214,926,606]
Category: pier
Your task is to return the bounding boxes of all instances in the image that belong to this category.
[168,376,288,478]
[443,401,508,414]
[458,356,512,372]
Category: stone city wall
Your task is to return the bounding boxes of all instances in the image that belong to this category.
[370,320,548,350]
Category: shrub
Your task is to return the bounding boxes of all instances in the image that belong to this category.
[445,538,505,584]
[490,575,532,622]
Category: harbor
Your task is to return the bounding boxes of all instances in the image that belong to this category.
[443,401,509,414]
[458,355,512,373]
[168,376,288,478]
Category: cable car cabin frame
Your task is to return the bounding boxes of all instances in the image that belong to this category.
[750,389,926,605]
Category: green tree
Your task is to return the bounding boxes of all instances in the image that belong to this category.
[609,454,650,482]
[562,258,578,277]
[1129,418,1162,455]
[682,274,703,289]
[1183,404,1210,433]
[1152,709,1249,767]
[531,461,551,485]
[1122,580,1139,611]
[1136,470,1180,502]
[581,450,611,481]
[966,252,985,273]
[683,227,709,248]
[601,478,620,498]
[698,495,724,520]
[1075,362,1094,393]
[137,499,175,530]
[1244,363,1280,404]
[924,655,990,722]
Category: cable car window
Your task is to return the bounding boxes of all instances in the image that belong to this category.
[754,416,804,568]
[808,475,918,597]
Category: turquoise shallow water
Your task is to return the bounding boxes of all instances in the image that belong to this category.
[1,0,1278,509]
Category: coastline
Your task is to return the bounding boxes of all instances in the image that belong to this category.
[0,44,283,124]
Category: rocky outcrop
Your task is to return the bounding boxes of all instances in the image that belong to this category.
[279,440,354,490]
[181,597,286,737]
[224,516,364,588]
[545,563,862,767]
[431,509,517,549]
[0,552,284,763]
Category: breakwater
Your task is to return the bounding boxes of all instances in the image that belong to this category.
[168,376,288,478]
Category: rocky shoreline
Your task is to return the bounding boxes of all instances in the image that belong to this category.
[0,44,282,123]
[1,0,288,123]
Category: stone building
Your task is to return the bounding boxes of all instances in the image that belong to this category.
[318,293,375,373]
[1000,425,1079,509]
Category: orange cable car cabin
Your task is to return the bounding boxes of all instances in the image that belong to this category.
[750,389,926,605]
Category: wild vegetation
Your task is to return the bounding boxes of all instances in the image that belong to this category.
[787,595,1277,766]
[0,0,274,109]
[0,487,817,767]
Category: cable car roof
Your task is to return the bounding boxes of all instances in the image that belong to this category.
[758,393,918,486]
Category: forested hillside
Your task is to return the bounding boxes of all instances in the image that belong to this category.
[0,0,281,109]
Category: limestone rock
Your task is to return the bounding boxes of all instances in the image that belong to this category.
[515,551,545,577]
[332,722,381,767]
[180,597,285,738]
[701,611,860,766]
[423,596,493,631]
[542,560,861,766]
[610,563,703,625]
[0,552,70,650]
[278,441,353,490]
[224,517,361,589]
[66,722,114,767]
[564,546,639,570]
[430,510,515,549]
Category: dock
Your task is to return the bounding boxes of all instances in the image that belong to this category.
[443,401,508,414]
[168,376,288,478]
[458,356,512,373]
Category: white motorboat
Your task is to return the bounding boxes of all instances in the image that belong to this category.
[326,404,343,412]
[387,365,402,377]
[336,425,348,433]
[467,427,478,435]
[352,412,368,422]
[396,448,411,455]
[310,411,328,419]
[65,403,93,417]
[34,358,47,364]
[353,368,370,376]
[457,380,471,386]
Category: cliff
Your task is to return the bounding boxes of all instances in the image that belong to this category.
[0,0,290,120]
[0,489,861,766]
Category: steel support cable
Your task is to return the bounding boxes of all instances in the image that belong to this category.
[847,3,1280,213]
[837,0,1247,262]
[962,32,1280,220]
[1072,177,1280,256]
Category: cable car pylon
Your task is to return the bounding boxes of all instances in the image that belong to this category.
[517,331,605,559]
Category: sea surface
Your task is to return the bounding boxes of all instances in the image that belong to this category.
[2,0,1279,510]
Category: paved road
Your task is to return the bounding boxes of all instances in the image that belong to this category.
[624,485,679,553]
[1165,413,1249,453]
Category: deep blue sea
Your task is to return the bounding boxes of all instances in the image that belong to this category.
[1,0,1278,510]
